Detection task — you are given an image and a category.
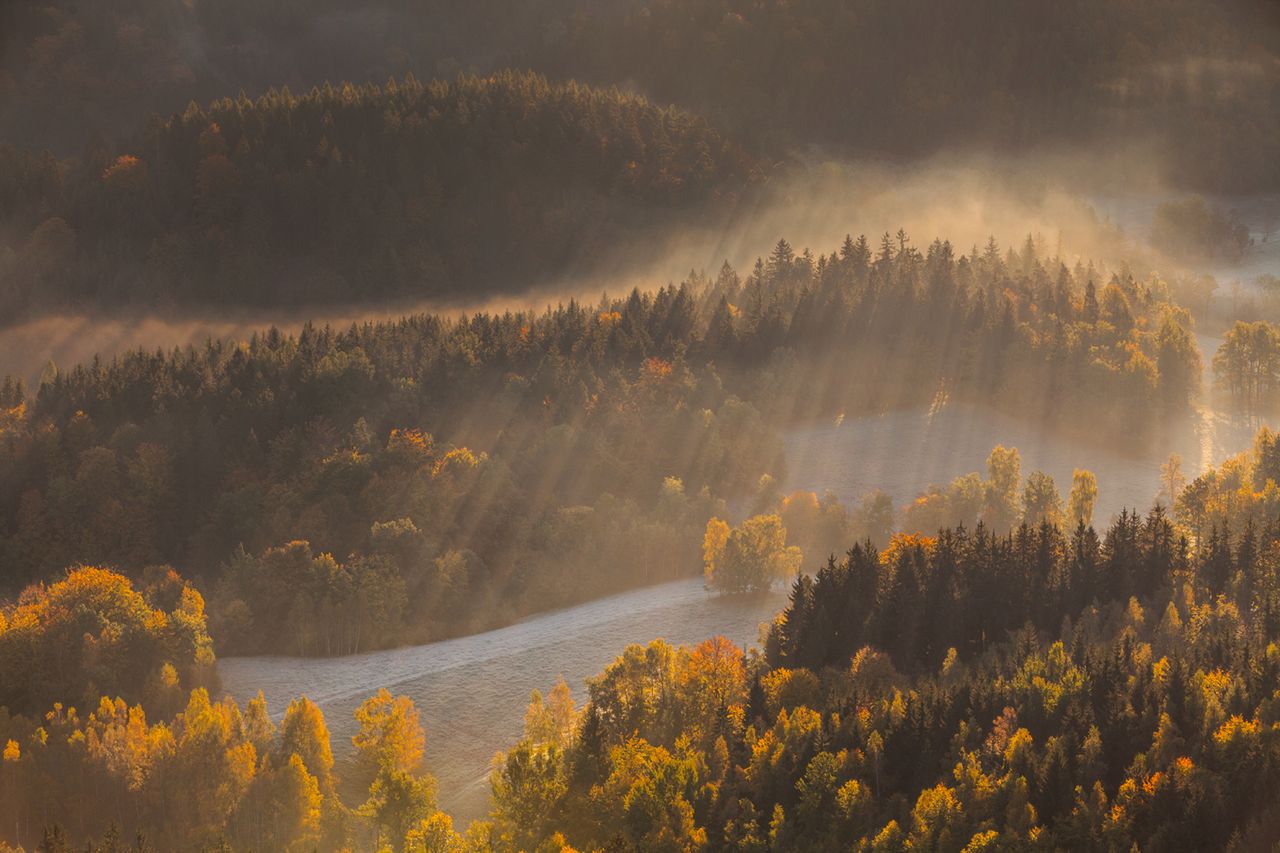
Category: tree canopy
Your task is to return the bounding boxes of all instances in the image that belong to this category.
[0,72,757,318]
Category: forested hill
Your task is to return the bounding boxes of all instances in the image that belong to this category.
[0,72,758,318]
[0,232,1202,656]
[484,508,1280,851]
[4,0,1277,194]
[0,0,590,154]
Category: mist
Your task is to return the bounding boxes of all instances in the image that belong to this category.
[4,2,1280,850]
[4,143,1274,385]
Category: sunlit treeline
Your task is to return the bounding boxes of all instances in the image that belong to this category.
[0,567,467,852]
[0,232,1201,654]
[7,472,1280,848]
[683,232,1202,432]
[768,505,1280,673]
[0,567,213,718]
[704,442,1103,596]
[486,509,1280,851]
[0,685,466,852]
[1180,426,1280,544]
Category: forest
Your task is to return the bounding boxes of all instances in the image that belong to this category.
[0,228,1253,851]
[2,0,1278,850]
[0,72,756,317]
[1,1,1276,323]
[483,502,1280,851]
[3,0,1277,195]
[0,569,461,851]
[5,463,1280,849]
[0,234,1203,656]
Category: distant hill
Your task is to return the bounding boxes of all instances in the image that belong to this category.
[0,72,758,316]
[0,0,587,154]
[3,0,1277,194]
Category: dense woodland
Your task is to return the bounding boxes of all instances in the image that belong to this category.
[0,72,755,316]
[2,2,1276,849]
[7,474,1280,849]
[1,1,1271,325]
[0,0,590,154]
[3,0,1277,194]
[1176,425,1280,540]
[0,569,464,852]
[0,566,214,719]
[0,234,1203,655]
[480,506,1280,851]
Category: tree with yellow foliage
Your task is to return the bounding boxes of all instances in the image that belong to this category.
[0,566,213,716]
[702,514,802,592]
[353,689,426,789]
[278,696,335,797]
[1067,468,1098,527]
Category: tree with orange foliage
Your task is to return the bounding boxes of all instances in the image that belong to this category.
[0,566,213,716]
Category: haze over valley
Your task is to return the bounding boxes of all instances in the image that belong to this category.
[2,2,1280,851]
